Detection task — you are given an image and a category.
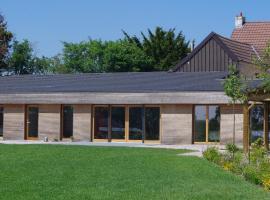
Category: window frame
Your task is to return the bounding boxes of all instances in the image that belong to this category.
[193,105,220,144]
[25,105,39,140]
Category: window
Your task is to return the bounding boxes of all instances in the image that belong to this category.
[0,107,3,137]
[129,107,143,140]
[111,107,125,140]
[250,105,264,143]
[145,107,160,140]
[27,106,39,138]
[194,105,220,143]
[208,106,220,142]
[93,105,160,142]
[94,107,109,139]
[194,106,206,142]
[63,105,73,138]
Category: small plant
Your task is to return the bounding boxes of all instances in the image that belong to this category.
[53,138,59,142]
[226,143,239,154]
[243,165,262,185]
[203,147,221,164]
[262,175,270,191]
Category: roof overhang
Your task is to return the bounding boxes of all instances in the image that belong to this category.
[0,92,231,105]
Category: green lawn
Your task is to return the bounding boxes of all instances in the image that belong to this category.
[0,145,269,200]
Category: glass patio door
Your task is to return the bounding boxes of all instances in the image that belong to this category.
[194,105,220,143]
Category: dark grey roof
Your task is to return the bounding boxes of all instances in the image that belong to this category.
[0,72,229,93]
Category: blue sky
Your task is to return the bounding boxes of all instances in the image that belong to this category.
[1,0,270,57]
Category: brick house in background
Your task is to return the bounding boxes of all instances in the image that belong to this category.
[0,14,269,147]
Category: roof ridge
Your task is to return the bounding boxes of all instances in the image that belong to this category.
[215,33,253,46]
[244,21,270,24]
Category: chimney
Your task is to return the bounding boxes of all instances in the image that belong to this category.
[235,12,245,28]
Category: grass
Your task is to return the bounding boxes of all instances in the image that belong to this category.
[0,145,269,200]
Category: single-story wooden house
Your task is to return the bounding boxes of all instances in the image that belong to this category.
[0,14,269,148]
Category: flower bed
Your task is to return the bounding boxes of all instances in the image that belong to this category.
[203,139,270,191]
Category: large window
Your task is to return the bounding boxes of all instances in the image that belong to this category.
[129,107,143,140]
[0,107,3,137]
[194,105,220,143]
[93,105,160,142]
[111,107,125,140]
[208,106,220,142]
[26,106,39,139]
[250,105,264,143]
[94,107,109,139]
[145,107,160,140]
[62,105,73,138]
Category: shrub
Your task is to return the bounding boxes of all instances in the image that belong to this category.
[203,147,221,164]
[226,143,239,154]
[243,165,262,185]
[262,175,270,191]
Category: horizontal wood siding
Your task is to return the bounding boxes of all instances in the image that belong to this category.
[220,105,243,145]
[3,105,25,140]
[73,105,91,141]
[161,105,193,144]
[39,105,61,141]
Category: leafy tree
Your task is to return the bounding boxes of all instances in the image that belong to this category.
[103,40,152,72]
[8,40,34,74]
[123,27,190,71]
[255,43,270,91]
[62,40,106,73]
[223,65,247,144]
[0,14,13,70]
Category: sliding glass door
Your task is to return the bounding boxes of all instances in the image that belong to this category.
[194,105,220,143]
[111,107,125,140]
[94,106,109,140]
[129,107,143,140]
[26,106,39,139]
[93,105,160,142]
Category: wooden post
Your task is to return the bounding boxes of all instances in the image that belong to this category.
[243,103,249,154]
[264,102,269,150]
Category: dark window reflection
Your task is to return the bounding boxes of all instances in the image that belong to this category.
[111,107,125,139]
[250,105,264,143]
[94,107,108,139]
[129,107,143,140]
[63,106,73,138]
[0,107,3,137]
[194,106,206,142]
[145,107,160,140]
[28,107,39,138]
[208,106,220,142]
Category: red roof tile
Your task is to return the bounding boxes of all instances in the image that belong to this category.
[231,22,270,52]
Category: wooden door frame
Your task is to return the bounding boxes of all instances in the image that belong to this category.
[25,105,39,140]
[60,104,74,140]
[193,104,220,144]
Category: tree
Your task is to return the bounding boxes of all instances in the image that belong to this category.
[0,14,13,70]
[103,40,152,72]
[223,65,247,144]
[255,43,270,91]
[61,40,106,73]
[123,27,190,71]
[8,40,34,74]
